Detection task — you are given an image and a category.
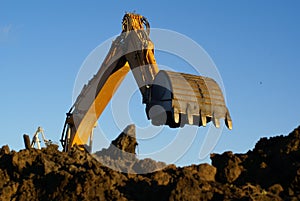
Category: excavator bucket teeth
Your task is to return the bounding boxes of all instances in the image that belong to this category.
[225,112,233,130]
[174,109,180,124]
[146,70,232,129]
[212,114,221,128]
[200,112,207,127]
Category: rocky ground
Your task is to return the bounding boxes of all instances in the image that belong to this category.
[0,125,299,201]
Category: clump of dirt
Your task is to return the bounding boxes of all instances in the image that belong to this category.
[94,124,166,173]
[0,125,299,201]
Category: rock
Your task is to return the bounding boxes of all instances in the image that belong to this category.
[0,145,10,155]
[111,124,138,154]
[211,151,243,183]
[182,163,216,182]
[152,171,172,186]
[269,184,284,195]
[95,124,138,160]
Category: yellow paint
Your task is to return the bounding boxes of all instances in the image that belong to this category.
[71,63,130,147]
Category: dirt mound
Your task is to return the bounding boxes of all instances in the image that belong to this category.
[211,126,300,197]
[0,126,299,200]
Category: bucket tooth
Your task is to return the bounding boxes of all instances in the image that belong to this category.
[225,112,232,130]
[201,116,207,127]
[174,109,180,124]
[212,115,220,128]
[187,114,193,125]
[200,111,207,127]
[187,110,193,125]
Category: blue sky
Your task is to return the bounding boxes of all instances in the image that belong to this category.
[1,1,300,166]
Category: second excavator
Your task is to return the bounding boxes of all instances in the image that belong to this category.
[60,13,232,152]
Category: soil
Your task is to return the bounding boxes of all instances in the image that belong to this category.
[0,125,299,201]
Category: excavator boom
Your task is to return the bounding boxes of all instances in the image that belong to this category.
[61,13,232,151]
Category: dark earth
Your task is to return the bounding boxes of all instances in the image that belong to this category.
[0,125,299,201]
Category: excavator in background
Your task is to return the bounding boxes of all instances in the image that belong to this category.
[60,13,232,152]
[31,127,52,149]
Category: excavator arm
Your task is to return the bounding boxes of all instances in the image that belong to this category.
[61,13,232,152]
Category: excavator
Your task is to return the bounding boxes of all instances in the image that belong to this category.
[60,13,232,152]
